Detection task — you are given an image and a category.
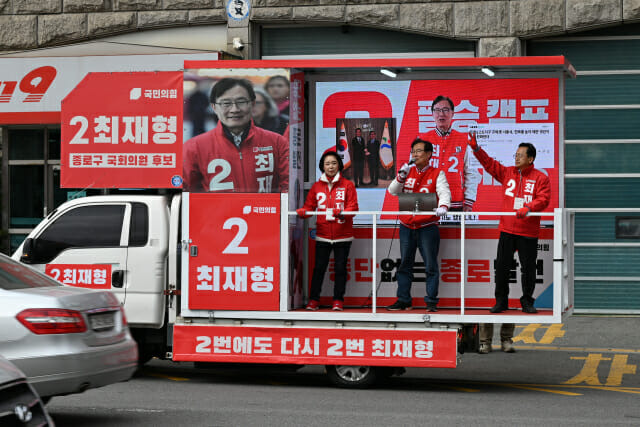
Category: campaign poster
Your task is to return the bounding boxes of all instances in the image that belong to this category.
[61,71,183,189]
[185,193,280,311]
[182,68,291,194]
[315,79,560,223]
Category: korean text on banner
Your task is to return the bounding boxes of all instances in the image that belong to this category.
[188,193,281,311]
[61,72,183,189]
[173,325,457,368]
[45,264,112,289]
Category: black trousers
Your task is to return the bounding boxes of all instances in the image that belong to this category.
[310,240,352,302]
[495,232,538,307]
[353,159,364,186]
[367,157,379,184]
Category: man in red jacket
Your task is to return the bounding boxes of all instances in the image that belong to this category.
[183,78,289,193]
[468,133,551,314]
[425,95,480,211]
[386,138,451,312]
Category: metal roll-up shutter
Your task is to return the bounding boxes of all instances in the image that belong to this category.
[261,26,474,58]
[528,24,640,313]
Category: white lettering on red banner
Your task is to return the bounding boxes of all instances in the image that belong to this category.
[174,325,457,368]
[61,71,183,188]
[44,264,112,289]
[186,193,280,311]
[69,153,175,168]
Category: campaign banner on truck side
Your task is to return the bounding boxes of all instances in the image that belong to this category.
[310,227,555,309]
[182,68,290,194]
[173,325,457,368]
[61,71,183,189]
[44,264,112,289]
[315,79,560,223]
[185,193,281,311]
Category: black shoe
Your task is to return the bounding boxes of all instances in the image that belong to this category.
[427,302,438,312]
[522,305,538,313]
[387,300,412,311]
[489,304,507,313]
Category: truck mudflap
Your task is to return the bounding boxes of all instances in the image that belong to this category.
[173,324,457,368]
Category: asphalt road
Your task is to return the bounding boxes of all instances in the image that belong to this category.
[48,315,640,426]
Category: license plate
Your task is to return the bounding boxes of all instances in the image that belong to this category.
[89,312,115,331]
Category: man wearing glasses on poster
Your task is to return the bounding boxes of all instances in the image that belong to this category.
[183,77,289,193]
[425,95,481,212]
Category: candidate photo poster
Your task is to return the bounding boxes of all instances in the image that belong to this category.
[335,118,396,190]
[315,79,560,223]
[182,68,291,194]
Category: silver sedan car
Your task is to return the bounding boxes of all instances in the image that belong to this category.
[0,354,54,426]
[0,252,138,400]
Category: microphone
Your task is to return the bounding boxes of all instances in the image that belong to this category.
[408,158,415,165]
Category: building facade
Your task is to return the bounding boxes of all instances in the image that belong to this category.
[1,0,639,312]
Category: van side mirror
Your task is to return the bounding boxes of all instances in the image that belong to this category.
[20,238,35,264]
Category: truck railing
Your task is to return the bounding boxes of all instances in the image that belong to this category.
[286,206,569,323]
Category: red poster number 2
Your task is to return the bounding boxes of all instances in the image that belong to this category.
[222,217,248,254]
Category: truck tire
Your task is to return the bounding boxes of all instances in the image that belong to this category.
[325,365,379,388]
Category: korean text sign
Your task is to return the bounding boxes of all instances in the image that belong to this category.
[44,264,112,289]
[187,193,280,311]
[173,325,457,368]
[315,78,559,217]
[61,71,183,189]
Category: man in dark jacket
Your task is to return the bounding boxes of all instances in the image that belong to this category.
[351,128,365,187]
[366,130,380,185]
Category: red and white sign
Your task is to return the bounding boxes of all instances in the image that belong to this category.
[173,325,457,368]
[0,53,218,123]
[315,78,560,218]
[45,264,112,289]
[61,72,183,188]
[187,193,281,311]
[311,227,555,309]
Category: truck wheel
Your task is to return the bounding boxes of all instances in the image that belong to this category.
[325,365,378,388]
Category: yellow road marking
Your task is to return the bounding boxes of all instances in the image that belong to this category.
[511,345,640,354]
[504,384,582,396]
[529,384,640,395]
[146,372,190,381]
[443,386,481,392]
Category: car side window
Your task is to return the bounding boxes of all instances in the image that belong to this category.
[34,205,126,263]
[129,203,149,247]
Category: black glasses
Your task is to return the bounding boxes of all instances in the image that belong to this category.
[215,98,251,109]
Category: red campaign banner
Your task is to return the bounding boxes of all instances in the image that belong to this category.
[44,264,112,289]
[61,71,183,189]
[308,227,555,309]
[315,78,560,217]
[388,79,559,214]
[173,325,457,368]
[188,193,280,311]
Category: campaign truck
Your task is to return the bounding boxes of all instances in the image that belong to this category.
[12,57,576,387]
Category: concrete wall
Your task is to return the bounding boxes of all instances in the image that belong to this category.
[1,0,640,57]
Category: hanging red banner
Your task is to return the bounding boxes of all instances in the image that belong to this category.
[61,71,183,189]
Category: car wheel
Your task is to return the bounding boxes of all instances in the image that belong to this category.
[325,365,379,388]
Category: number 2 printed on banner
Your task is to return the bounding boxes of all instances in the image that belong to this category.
[222,217,248,254]
[208,159,233,191]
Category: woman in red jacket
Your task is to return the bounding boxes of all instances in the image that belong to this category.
[297,152,359,311]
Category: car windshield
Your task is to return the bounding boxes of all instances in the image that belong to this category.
[0,257,60,290]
